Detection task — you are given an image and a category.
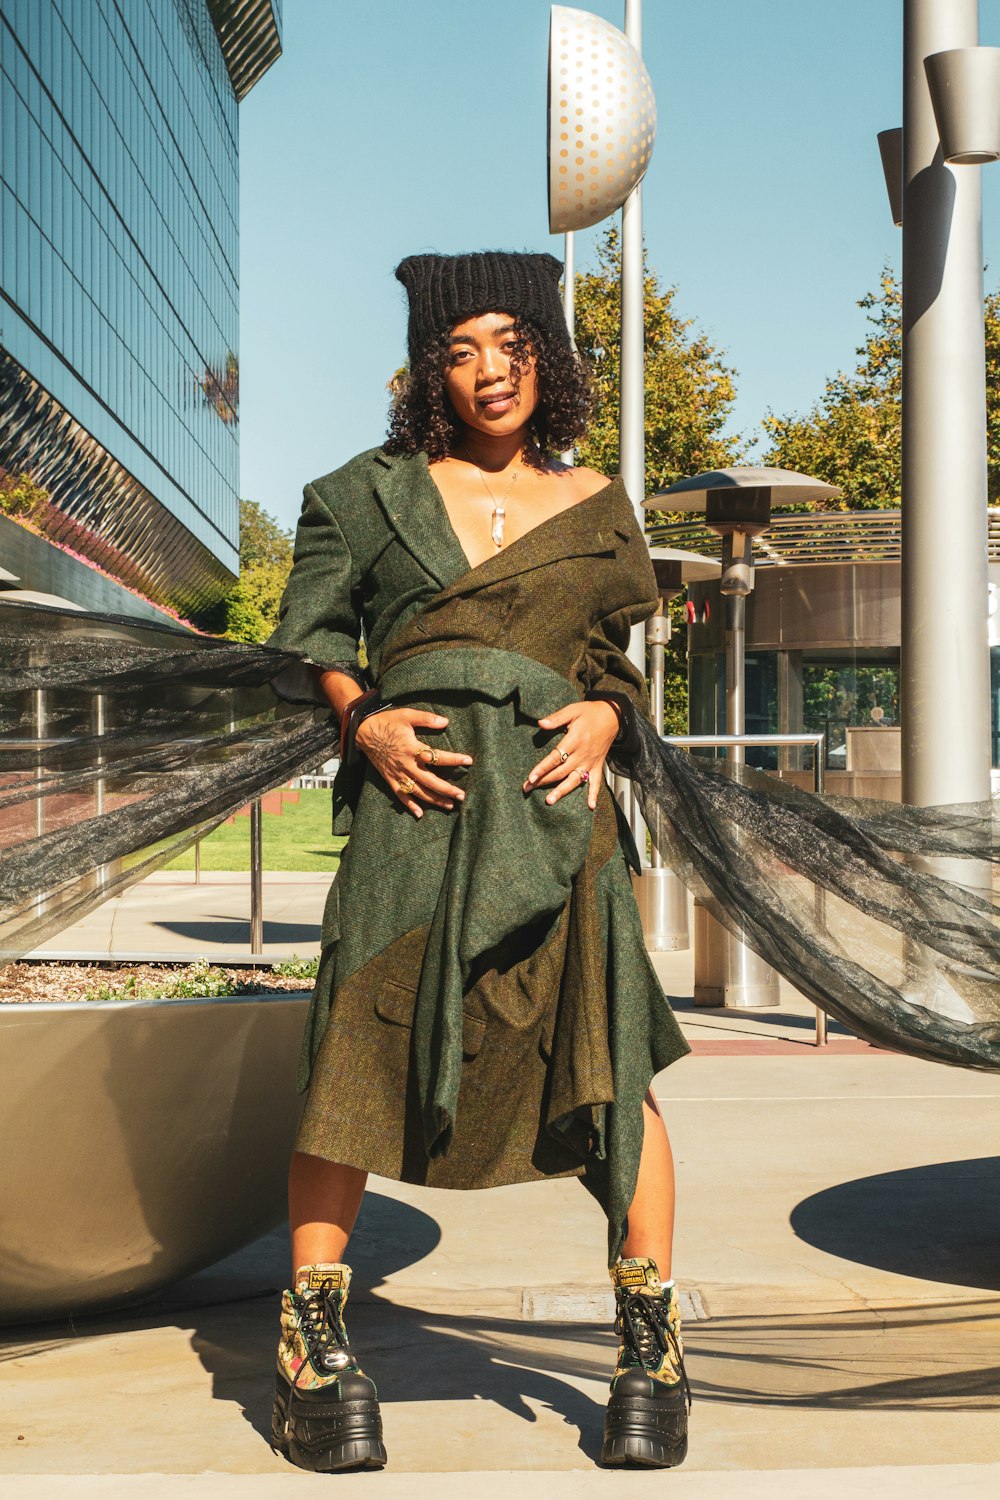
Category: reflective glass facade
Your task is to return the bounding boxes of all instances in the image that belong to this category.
[0,0,280,613]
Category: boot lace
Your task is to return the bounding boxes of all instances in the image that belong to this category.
[617,1289,692,1411]
[292,1279,354,1383]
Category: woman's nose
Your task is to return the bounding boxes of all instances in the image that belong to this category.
[478,347,506,382]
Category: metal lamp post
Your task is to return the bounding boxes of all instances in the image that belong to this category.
[878,2,996,827]
[651,467,841,1007]
[634,546,721,951]
[548,2,657,845]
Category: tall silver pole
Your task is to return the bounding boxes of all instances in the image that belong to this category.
[250,799,263,955]
[721,593,777,1005]
[33,689,45,916]
[902,0,991,813]
[562,229,576,346]
[725,597,745,767]
[94,693,108,891]
[620,0,647,849]
[561,230,577,465]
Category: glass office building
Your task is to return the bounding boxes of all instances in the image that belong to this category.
[0,0,281,617]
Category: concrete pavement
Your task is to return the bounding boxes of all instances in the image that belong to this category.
[7,872,1000,1490]
[33,871,330,961]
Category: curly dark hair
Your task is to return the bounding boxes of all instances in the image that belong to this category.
[384,316,592,464]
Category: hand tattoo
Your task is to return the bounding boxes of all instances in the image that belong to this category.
[361,718,404,767]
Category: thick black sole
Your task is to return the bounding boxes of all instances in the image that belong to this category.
[272,1371,387,1472]
[600,1391,688,1469]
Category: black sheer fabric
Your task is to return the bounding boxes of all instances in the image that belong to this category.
[3,600,1000,1073]
[0,601,340,958]
[632,718,1000,1070]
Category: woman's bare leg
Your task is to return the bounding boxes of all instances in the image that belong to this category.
[620,1089,675,1276]
[288,1150,368,1273]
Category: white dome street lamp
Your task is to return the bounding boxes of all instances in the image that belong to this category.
[547,5,656,235]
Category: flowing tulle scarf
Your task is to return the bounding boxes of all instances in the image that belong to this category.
[3,598,1000,1072]
[0,601,339,957]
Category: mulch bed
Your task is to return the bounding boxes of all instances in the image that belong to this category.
[0,962,312,1004]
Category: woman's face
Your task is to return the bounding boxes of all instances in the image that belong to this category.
[443,312,539,439]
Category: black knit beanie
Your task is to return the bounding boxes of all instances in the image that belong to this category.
[394,251,569,364]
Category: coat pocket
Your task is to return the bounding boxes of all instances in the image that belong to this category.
[373,980,485,1059]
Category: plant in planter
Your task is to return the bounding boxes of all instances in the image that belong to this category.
[0,957,319,1325]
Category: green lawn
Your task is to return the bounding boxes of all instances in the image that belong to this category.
[164,788,346,872]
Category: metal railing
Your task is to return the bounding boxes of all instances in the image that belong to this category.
[663,731,828,1045]
[7,716,268,954]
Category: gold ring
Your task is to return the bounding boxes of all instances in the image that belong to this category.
[417,744,439,766]
[398,776,417,795]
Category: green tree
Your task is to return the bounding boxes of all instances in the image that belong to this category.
[575,226,741,493]
[0,467,50,523]
[197,499,293,642]
[573,227,742,732]
[763,269,1000,507]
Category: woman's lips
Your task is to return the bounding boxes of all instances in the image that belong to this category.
[478,392,517,414]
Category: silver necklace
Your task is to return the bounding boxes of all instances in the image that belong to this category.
[459,452,519,548]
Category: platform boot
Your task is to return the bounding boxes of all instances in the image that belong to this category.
[600,1256,691,1468]
[271,1262,386,1472]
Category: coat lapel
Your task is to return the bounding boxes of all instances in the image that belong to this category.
[372,449,468,589]
[372,453,635,600]
[437,476,634,602]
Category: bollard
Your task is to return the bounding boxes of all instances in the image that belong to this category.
[250,800,263,954]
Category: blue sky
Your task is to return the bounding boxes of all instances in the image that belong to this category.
[238,0,1000,532]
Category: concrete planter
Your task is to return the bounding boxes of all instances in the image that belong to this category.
[0,990,309,1324]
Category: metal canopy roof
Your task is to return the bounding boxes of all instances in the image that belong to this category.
[207,0,283,101]
[647,509,1000,567]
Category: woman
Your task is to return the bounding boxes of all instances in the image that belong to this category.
[267,251,691,1473]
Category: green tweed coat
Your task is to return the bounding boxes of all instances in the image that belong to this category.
[269,446,689,1262]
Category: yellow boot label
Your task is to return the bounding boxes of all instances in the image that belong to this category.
[616,1262,653,1289]
[307,1268,345,1291]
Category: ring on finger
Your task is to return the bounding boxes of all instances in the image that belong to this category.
[418,744,439,765]
[398,775,417,795]
[578,768,590,785]
[558,748,570,764]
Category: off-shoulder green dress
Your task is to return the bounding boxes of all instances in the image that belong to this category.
[268,446,689,1262]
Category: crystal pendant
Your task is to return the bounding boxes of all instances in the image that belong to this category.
[491,502,505,548]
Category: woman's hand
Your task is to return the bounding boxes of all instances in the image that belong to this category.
[523,700,620,811]
[355,708,472,819]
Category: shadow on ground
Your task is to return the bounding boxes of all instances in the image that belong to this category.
[791,1157,1000,1291]
[667,995,854,1037]
[154,919,322,945]
[5,1169,1000,1478]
